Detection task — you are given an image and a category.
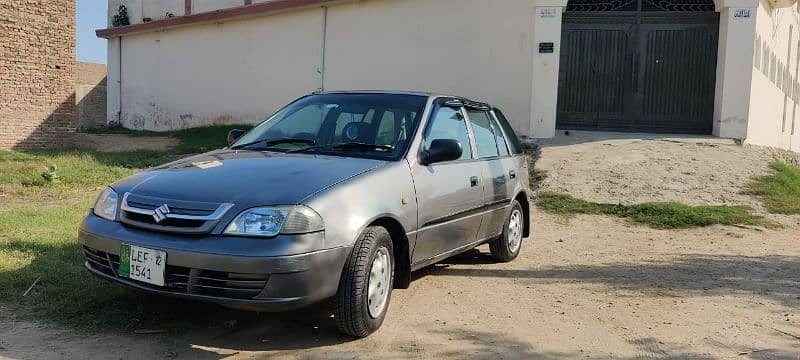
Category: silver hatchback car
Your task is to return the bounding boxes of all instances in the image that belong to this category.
[80,91,531,337]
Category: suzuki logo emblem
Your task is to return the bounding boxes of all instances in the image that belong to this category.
[153,204,170,223]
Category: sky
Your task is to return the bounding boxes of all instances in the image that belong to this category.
[76,0,108,64]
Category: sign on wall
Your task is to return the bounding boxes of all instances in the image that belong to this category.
[733,8,752,19]
[539,7,557,18]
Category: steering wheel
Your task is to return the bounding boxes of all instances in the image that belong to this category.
[341,123,373,143]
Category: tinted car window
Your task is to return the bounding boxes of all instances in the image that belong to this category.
[333,109,374,143]
[424,105,472,161]
[261,104,328,140]
[234,94,426,160]
[489,112,510,157]
[466,109,499,159]
[375,111,397,146]
[493,108,523,155]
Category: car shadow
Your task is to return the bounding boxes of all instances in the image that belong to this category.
[170,302,359,357]
[418,253,800,309]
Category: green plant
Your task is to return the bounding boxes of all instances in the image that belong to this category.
[111,5,130,27]
[41,165,60,184]
[536,192,776,229]
[744,161,800,214]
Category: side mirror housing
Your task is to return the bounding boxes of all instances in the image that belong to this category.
[420,139,463,165]
[227,129,246,146]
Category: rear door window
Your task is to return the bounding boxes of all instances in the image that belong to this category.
[488,113,510,157]
[465,109,499,159]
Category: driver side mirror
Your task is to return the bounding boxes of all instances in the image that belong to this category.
[420,139,463,165]
[227,129,246,146]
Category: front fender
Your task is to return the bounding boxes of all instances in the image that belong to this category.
[303,161,418,250]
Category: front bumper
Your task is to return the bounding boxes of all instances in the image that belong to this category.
[79,212,351,312]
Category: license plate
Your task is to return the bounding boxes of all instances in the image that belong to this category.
[119,244,167,287]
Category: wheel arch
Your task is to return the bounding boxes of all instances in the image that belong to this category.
[365,216,412,289]
[514,191,530,238]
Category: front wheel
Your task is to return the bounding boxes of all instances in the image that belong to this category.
[335,226,394,337]
[489,200,524,262]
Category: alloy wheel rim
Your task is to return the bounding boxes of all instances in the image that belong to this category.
[367,247,391,318]
[508,209,523,253]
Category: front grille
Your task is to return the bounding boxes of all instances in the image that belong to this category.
[119,193,234,234]
[124,212,207,228]
[84,246,268,300]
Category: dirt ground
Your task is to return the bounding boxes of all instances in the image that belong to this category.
[73,133,179,152]
[2,132,799,360]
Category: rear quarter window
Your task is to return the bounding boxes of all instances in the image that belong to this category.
[493,108,524,155]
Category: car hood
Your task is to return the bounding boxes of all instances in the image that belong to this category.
[111,150,386,206]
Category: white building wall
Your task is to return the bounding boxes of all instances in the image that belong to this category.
[193,0,244,14]
[143,0,185,21]
[747,0,800,152]
[117,8,324,130]
[324,0,539,133]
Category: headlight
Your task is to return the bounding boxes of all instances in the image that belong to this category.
[93,187,118,221]
[224,205,324,237]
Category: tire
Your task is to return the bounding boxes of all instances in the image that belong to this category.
[489,200,524,262]
[335,226,395,337]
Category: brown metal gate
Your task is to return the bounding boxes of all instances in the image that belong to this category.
[556,0,719,134]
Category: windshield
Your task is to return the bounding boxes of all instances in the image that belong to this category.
[233,93,428,160]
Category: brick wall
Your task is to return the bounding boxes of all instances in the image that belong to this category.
[76,62,107,129]
[0,0,77,149]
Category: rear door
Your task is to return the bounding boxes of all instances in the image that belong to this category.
[410,100,485,265]
[464,108,514,241]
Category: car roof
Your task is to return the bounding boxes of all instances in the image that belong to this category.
[312,90,491,107]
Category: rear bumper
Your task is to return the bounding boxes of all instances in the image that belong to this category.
[79,213,351,312]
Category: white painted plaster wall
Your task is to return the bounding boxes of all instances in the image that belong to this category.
[143,0,184,21]
[324,0,539,134]
[530,0,567,138]
[746,0,800,152]
[117,8,324,130]
[193,0,244,14]
[107,37,121,124]
[713,1,758,139]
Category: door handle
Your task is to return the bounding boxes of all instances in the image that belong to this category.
[470,176,480,187]
[509,170,516,180]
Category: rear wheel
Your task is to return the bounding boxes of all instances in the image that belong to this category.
[489,200,524,262]
[335,226,394,337]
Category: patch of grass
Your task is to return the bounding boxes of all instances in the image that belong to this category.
[0,149,170,191]
[537,192,774,229]
[524,151,547,189]
[1,125,243,199]
[744,161,800,215]
[530,168,548,187]
[86,124,252,154]
[0,201,244,330]
[0,125,259,330]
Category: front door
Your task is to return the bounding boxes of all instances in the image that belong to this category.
[411,102,484,265]
[557,0,719,134]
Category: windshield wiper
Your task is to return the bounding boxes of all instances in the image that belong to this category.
[288,142,394,154]
[230,138,316,150]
